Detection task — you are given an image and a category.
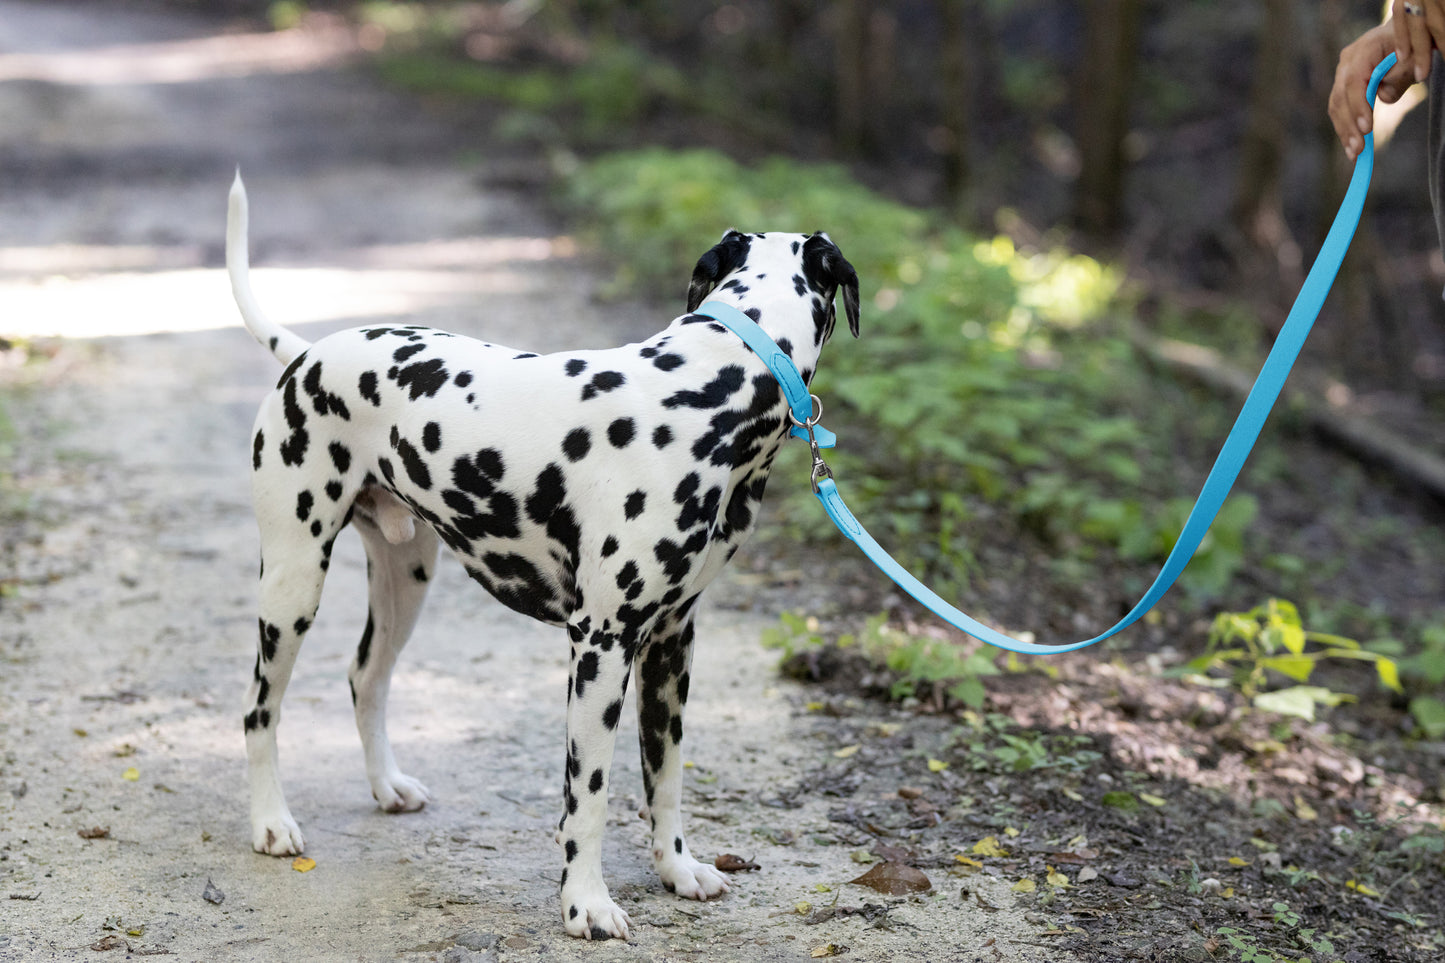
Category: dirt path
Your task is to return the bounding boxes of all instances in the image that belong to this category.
[0,4,1039,960]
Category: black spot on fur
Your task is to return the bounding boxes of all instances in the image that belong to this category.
[258,619,280,661]
[574,650,599,697]
[565,840,578,862]
[392,342,426,363]
[296,490,313,522]
[279,378,309,466]
[525,464,567,525]
[293,616,311,635]
[581,370,625,401]
[653,425,674,449]
[302,361,350,420]
[663,365,745,410]
[565,358,588,377]
[562,428,591,462]
[358,371,382,406]
[357,611,375,668]
[601,536,619,557]
[328,441,351,475]
[589,769,604,793]
[394,436,432,490]
[252,430,264,470]
[653,353,684,372]
[422,422,442,453]
[325,480,344,501]
[624,490,646,520]
[454,371,473,388]
[392,358,450,400]
[606,418,635,448]
[412,565,429,582]
[674,836,683,854]
[602,699,623,730]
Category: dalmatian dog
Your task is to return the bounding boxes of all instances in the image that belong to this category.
[225,173,859,940]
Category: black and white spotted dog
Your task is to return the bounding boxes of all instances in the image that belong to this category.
[226,174,859,940]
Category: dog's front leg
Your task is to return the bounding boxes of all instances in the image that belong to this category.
[556,626,633,940]
[635,613,730,902]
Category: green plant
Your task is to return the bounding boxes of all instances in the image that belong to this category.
[1178,599,1402,721]
[761,612,1002,709]
[957,713,1102,774]
[1214,901,1342,963]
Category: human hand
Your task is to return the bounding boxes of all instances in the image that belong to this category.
[1330,22,1416,160]
[1393,0,1445,83]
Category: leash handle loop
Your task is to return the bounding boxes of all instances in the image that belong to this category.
[697,51,1395,656]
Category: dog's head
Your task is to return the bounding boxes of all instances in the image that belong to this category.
[686,230,860,343]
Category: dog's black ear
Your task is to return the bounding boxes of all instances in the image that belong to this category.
[687,230,751,312]
[805,233,861,338]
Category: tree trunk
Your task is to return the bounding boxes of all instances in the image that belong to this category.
[834,0,867,154]
[1074,0,1144,238]
[1232,0,1299,290]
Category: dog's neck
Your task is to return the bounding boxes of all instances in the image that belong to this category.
[699,284,833,383]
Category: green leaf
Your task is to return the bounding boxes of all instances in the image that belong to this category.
[1260,655,1315,683]
[1375,657,1403,695]
[1408,696,1445,739]
[1252,686,1347,721]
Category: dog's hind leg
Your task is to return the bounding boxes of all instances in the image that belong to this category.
[635,607,729,902]
[245,518,333,856]
[349,508,439,813]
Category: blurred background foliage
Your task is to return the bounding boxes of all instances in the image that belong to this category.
[198,0,1444,724]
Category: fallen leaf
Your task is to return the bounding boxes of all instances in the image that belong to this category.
[202,879,225,905]
[1222,887,1235,898]
[77,827,111,840]
[1011,878,1037,893]
[1139,793,1167,807]
[1227,857,1250,867]
[1293,795,1318,821]
[1101,791,1137,811]
[848,861,932,895]
[1346,879,1380,897]
[1003,826,1020,838]
[972,836,1009,858]
[806,701,825,712]
[795,900,812,915]
[833,744,860,759]
[896,785,924,799]
[814,883,832,893]
[954,855,983,869]
[1061,787,1084,802]
[121,768,140,782]
[1045,867,1070,888]
[849,850,878,864]
[714,854,760,872]
[292,857,316,873]
[1076,867,1099,883]
[810,944,848,958]
[90,935,129,952]
[926,758,949,772]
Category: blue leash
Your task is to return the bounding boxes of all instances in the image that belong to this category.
[700,53,1395,656]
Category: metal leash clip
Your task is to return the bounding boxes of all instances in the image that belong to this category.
[788,394,834,493]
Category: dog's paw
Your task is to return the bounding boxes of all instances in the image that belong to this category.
[561,890,631,941]
[252,814,305,856]
[657,854,731,901]
[372,771,431,813]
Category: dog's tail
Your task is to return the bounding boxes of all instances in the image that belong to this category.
[227,171,309,366]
